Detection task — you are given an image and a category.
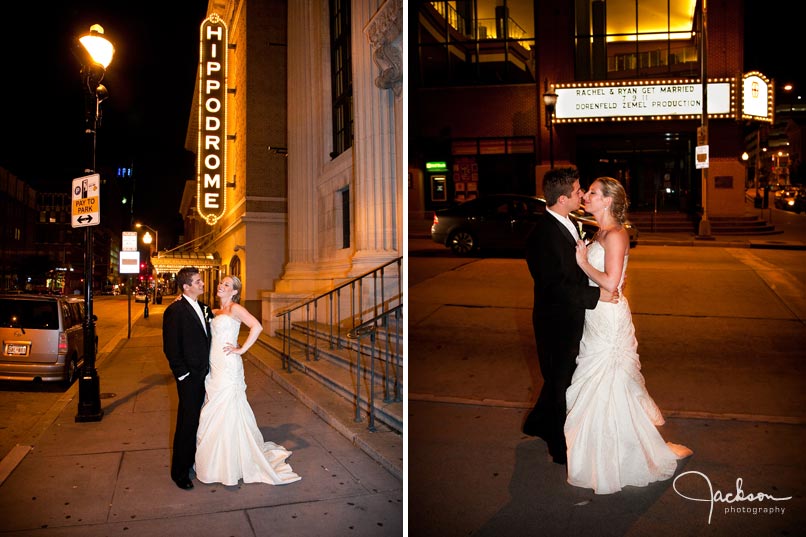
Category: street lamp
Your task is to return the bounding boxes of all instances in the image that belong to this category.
[135,223,159,256]
[75,24,114,423]
[135,223,159,315]
[543,79,558,169]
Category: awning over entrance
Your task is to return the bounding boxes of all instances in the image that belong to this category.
[152,252,220,273]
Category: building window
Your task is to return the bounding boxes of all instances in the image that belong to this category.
[329,0,353,158]
[417,0,535,87]
[575,0,699,81]
[229,255,241,279]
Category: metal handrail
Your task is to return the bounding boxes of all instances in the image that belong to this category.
[274,257,402,318]
[275,256,402,371]
[273,257,403,431]
[347,304,403,431]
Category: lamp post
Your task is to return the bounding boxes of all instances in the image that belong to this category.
[696,0,712,239]
[754,129,763,207]
[543,79,558,170]
[75,24,114,423]
[136,223,159,315]
[741,151,749,189]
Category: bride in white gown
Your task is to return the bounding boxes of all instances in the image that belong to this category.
[195,275,301,486]
[565,177,691,495]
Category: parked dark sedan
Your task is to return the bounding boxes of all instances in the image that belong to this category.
[430,193,638,255]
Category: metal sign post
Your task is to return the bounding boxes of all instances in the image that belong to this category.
[72,173,103,422]
[121,232,140,338]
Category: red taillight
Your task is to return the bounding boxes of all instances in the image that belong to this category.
[432,214,439,226]
[58,332,68,355]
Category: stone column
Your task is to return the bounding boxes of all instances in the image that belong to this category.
[350,0,403,273]
[285,0,322,273]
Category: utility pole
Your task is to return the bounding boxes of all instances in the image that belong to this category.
[697,0,712,238]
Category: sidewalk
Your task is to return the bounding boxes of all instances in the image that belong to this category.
[0,309,402,536]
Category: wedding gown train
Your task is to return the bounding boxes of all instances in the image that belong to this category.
[195,314,301,486]
[564,241,691,494]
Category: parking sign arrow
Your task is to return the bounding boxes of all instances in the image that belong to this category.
[77,215,94,224]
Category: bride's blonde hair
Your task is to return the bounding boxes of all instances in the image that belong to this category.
[595,176,629,225]
[228,275,243,303]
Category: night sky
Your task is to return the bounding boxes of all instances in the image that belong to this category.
[743,0,806,94]
[0,1,209,247]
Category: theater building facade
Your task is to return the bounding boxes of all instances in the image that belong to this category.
[410,0,771,223]
[175,0,402,329]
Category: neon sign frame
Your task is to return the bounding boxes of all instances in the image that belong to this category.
[196,14,228,225]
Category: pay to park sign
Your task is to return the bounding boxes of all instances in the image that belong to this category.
[72,174,100,228]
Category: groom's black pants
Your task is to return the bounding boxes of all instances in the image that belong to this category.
[523,311,584,460]
[171,374,206,482]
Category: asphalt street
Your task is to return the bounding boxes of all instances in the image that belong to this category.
[407,216,806,536]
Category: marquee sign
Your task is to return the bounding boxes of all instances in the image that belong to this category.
[197,13,228,225]
[741,71,773,123]
[552,78,735,123]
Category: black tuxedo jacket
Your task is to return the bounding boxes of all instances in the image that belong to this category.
[526,212,599,320]
[523,212,600,455]
[162,296,212,380]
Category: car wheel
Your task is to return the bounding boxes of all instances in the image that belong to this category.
[449,230,477,255]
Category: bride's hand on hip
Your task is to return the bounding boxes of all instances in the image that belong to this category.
[223,342,241,355]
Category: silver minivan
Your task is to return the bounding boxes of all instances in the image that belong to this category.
[0,294,87,385]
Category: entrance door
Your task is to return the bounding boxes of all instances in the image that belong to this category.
[477,154,536,197]
[576,133,695,213]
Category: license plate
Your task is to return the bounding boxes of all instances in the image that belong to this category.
[5,344,28,356]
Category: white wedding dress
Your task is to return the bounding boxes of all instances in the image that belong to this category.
[195,314,301,486]
[565,241,691,494]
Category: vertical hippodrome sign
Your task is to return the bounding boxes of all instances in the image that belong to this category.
[197,14,228,225]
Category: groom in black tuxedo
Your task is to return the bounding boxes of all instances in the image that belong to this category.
[162,266,212,489]
[522,167,616,464]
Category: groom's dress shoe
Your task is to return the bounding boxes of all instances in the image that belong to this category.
[522,423,545,438]
[174,477,194,490]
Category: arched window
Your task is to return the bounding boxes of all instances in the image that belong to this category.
[229,255,241,279]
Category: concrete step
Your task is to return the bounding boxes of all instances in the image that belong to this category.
[630,212,777,235]
[629,212,697,232]
[708,216,778,234]
[244,335,402,479]
[288,320,402,372]
[280,330,403,432]
[260,331,403,432]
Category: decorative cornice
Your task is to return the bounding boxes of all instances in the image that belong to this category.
[365,0,402,97]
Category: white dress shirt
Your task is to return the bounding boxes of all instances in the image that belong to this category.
[546,207,580,241]
[177,295,206,382]
[184,295,207,335]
